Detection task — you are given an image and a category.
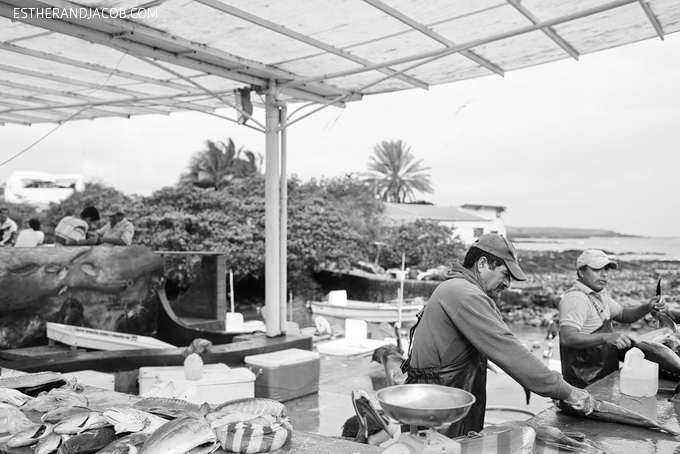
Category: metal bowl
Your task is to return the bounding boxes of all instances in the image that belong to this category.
[375,384,476,427]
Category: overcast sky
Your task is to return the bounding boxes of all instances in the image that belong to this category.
[1,33,679,237]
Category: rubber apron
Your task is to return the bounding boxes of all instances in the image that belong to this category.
[559,295,619,388]
[401,310,488,438]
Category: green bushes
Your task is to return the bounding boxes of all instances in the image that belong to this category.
[30,177,462,300]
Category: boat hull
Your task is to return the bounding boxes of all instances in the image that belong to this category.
[0,246,164,350]
[313,268,441,302]
[310,300,423,323]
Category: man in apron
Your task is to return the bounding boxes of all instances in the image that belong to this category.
[402,234,593,438]
[559,249,665,387]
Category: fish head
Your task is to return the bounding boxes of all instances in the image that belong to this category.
[103,407,147,433]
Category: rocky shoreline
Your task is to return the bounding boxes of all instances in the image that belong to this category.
[502,249,680,328]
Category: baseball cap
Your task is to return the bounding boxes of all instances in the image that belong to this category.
[576,249,618,270]
[472,233,527,281]
[104,204,125,216]
[80,206,100,221]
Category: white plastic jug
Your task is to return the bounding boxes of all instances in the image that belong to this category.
[184,353,204,381]
[620,347,658,397]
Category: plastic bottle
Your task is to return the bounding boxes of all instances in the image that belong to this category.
[620,347,658,397]
[184,353,204,381]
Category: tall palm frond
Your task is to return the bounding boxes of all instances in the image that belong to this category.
[361,140,433,203]
[180,138,262,189]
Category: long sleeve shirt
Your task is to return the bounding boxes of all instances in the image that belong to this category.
[410,261,572,401]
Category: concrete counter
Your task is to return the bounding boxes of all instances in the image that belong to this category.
[529,371,680,453]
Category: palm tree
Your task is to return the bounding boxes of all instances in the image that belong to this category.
[362,140,433,203]
[181,138,262,189]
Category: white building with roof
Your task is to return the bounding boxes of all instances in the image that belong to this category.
[381,202,507,245]
[4,171,84,208]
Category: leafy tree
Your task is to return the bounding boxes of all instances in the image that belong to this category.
[180,138,262,189]
[362,140,434,203]
[378,219,464,271]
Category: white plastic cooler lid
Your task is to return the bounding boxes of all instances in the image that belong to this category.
[244,348,320,368]
[138,363,255,385]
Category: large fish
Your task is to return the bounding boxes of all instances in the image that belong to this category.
[131,397,209,419]
[206,397,288,422]
[53,412,109,435]
[35,431,63,454]
[0,372,66,396]
[42,406,93,424]
[137,416,217,454]
[556,397,680,436]
[22,388,89,413]
[633,340,680,376]
[57,427,121,454]
[0,387,34,406]
[102,406,168,434]
[97,432,149,454]
[6,423,51,448]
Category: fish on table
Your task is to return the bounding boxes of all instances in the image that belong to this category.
[22,388,89,413]
[53,412,109,435]
[34,431,63,454]
[207,397,288,421]
[102,406,169,434]
[137,415,217,454]
[131,397,209,419]
[556,397,680,436]
[96,432,149,454]
[0,387,34,406]
[57,426,121,454]
[6,423,51,448]
[0,372,67,397]
[42,406,93,424]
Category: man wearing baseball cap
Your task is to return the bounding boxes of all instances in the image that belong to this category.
[559,249,665,387]
[96,203,134,246]
[403,233,593,438]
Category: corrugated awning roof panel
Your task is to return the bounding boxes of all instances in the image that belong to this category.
[0,0,678,126]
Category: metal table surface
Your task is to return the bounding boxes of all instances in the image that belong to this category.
[529,371,680,454]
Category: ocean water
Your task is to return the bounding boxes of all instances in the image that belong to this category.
[512,236,680,262]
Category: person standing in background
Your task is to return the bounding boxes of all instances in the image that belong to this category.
[559,249,665,387]
[0,206,18,247]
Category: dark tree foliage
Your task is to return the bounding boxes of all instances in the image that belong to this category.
[179,138,262,189]
[378,219,464,272]
[36,175,461,300]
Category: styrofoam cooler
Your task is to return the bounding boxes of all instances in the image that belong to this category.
[138,363,255,405]
[62,370,115,391]
[244,348,320,401]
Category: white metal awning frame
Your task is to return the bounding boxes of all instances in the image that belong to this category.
[1,0,679,337]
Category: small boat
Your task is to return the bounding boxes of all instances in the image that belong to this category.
[46,322,177,351]
[309,299,425,323]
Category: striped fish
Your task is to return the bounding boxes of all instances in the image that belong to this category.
[211,418,293,453]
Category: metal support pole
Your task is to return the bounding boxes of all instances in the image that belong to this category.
[279,103,288,333]
[264,84,281,336]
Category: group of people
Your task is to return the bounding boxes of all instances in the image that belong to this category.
[0,203,134,248]
[402,233,665,437]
